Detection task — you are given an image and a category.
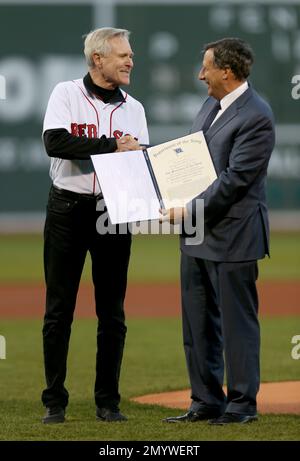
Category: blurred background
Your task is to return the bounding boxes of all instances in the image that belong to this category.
[0,0,299,231]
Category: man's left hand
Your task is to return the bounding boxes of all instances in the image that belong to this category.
[159,207,188,224]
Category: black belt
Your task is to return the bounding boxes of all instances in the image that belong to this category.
[51,185,103,201]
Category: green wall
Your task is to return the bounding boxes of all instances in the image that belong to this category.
[0,2,299,212]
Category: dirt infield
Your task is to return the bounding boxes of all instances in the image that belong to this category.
[133,381,300,415]
[0,280,299,318]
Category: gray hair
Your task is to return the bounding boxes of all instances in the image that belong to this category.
[84,27,131,68]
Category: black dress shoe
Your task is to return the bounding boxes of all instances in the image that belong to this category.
[42,406,65,424]
[96,407,127,422]
[163,408,222,423]
[209,412,258,425]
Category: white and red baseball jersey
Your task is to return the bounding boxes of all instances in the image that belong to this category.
[43,78,149,195]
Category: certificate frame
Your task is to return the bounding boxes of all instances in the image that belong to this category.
[91,131,217,224]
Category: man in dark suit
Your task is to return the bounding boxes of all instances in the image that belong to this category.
[160,38,275,425]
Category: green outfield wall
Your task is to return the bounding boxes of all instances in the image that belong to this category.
[0,0,299,214]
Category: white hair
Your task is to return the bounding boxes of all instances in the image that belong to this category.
[84,27,131,68]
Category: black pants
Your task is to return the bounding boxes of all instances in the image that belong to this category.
[42,186,131,410]
[181,253,259,415]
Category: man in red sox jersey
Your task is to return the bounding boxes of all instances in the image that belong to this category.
[41,28,149,424]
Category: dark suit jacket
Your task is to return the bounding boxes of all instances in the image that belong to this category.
[181,86,275,262]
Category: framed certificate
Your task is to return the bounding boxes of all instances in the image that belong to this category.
[91,131,217,224]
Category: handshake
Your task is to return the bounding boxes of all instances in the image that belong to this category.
[115,135,145,152]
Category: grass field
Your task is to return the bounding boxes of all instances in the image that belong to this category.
[0,232,299,441]
[0,232,299,283]
[0,317,299,441]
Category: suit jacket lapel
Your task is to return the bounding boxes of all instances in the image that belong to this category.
[195,87,253,142]
[204,104,238,142]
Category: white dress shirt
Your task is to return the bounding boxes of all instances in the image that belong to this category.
[211,80,249,126]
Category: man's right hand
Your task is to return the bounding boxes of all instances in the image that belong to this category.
[116,135,141,152]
